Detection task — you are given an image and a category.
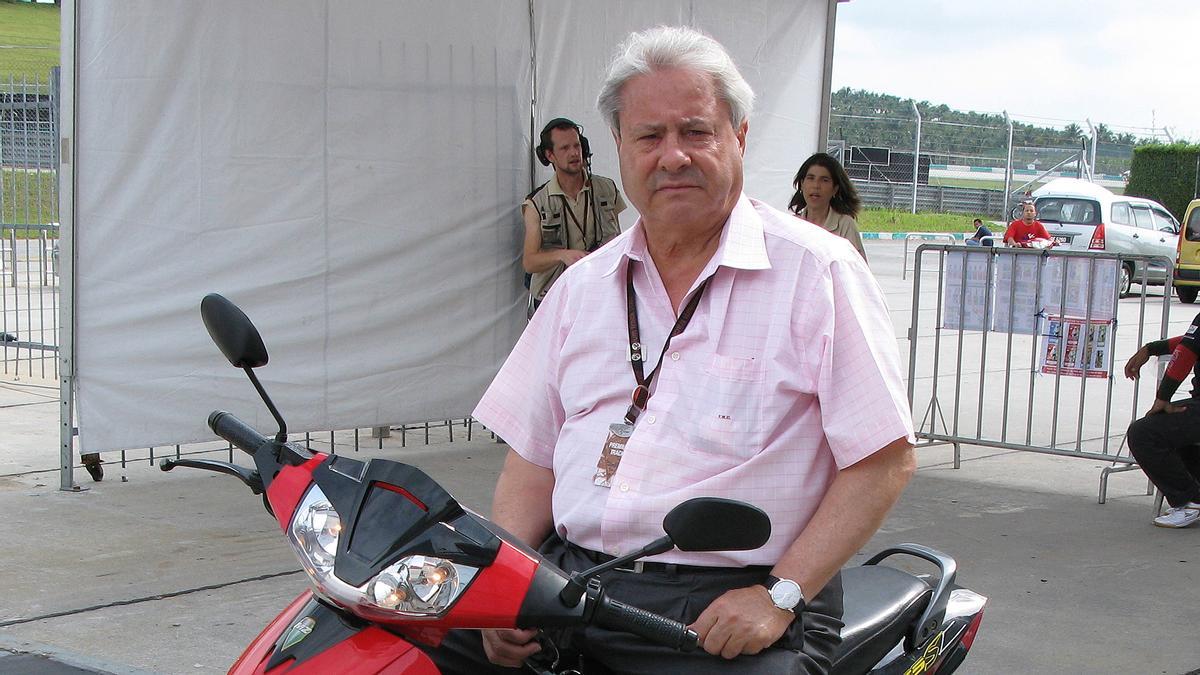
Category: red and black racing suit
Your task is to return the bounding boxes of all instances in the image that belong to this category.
[1127,311,1200,508]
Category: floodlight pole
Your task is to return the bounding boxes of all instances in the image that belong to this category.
[1084,119,1097,180]
[911,100,921,214]
[1003,111,1014,220]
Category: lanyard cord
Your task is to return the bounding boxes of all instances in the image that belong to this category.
[559,190,592,250]
[624,258,709,424]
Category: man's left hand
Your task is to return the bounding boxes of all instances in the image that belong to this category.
[1147,398,1185,416]
[688,586,794,659]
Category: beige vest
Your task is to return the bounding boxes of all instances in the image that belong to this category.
[527,175,624,300]
[527,175,622,250]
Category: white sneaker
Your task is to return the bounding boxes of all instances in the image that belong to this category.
[1154,503,1200,528]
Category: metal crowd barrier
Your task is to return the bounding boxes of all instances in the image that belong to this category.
[902,233,957,280]
[1,225,60,380]
[906,244,1176,502]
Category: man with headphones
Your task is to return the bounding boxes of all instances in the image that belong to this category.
[523,117,626,310]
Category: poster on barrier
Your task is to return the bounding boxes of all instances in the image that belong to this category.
[1041,315,1112,378]
[941,250,991,331]
[992,254,1042,334]
[1040,257,1119,321]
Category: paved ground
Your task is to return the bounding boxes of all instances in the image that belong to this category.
[1,239,1198,674]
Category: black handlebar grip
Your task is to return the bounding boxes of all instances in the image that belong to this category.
[208,410,268,455]
[594,596,700,652]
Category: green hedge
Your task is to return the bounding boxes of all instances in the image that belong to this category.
[1125,143,1200,220]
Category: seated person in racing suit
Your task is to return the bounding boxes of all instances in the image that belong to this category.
[1124,310,1200,528]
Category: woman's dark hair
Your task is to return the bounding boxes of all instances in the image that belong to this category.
[788,153,861,219]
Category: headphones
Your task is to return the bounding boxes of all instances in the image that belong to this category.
[536,117,591,167]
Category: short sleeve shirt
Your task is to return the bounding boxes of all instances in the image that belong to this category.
[1004,219,1051,244]
[474,194,914,567]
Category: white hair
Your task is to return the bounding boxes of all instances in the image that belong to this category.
[596,26,755,135]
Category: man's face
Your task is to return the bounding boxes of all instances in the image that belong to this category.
[1022,203,1037,223]
[546,127,584,177]
[613,67,746,230]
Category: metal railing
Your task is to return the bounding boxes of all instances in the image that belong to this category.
[906,244,1174,502]
[1,224,59,379]
[52,417,498,490]
[1,71,59,381]
[858,181,1008,219]
[902,233,956,280]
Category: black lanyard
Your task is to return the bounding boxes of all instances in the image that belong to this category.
[624,258,709,425]
[559,192,592,249]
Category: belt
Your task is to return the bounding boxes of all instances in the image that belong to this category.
[564,540,771,576]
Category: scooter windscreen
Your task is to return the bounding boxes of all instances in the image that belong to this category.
[283,454,502,621]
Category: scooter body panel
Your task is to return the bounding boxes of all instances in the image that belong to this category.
[265,454,328,533]
[229,590,439,674]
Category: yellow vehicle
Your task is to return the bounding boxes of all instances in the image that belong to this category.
[1174,199,1200,303]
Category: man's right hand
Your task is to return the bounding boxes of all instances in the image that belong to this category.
[559,249,587,267]
[1124,346,1150,380]
[481,628,541,667]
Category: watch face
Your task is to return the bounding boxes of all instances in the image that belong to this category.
[770,579,803,610]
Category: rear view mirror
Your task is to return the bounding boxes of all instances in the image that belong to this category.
[663,497,771,552]
[201,293,269,369]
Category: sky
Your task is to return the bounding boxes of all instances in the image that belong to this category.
[832,1,1200,142]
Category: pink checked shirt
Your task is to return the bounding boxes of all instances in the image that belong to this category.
[474,194,914,567]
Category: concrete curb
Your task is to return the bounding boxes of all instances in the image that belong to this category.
[862,231,966,240]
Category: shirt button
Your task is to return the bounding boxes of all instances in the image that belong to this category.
[620,483,629,492]
[671,351,681,361]
[646,414,656,424]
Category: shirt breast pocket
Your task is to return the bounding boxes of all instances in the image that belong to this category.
[685,354,768,460]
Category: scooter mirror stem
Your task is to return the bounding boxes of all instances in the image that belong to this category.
[558,535,675,607]
[244,366,288,443]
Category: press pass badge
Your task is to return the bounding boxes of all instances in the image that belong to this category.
[594,422,632,487]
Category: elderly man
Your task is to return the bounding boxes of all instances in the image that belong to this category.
[434,26,916,674]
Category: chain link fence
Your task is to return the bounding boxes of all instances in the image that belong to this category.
[830,106,1171,219]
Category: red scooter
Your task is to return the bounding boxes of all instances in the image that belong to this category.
[162,294,986,674]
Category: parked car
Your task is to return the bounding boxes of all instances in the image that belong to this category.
[1172,199,1200,303]
[1028,178,1180,297]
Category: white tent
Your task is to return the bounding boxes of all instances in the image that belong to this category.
[59,0,839,453]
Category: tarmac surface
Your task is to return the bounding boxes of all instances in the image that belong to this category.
[2,239,1199,674]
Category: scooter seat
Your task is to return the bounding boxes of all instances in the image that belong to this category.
[830,565,932,674]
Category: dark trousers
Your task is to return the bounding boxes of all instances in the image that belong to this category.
[422,536,844,674]
[1127,399,1200,508]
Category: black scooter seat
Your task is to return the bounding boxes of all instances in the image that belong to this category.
[830,565,932,674]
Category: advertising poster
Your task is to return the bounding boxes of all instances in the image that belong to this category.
[941,250,992,331]
[1040,257,1119,322]
[1041,315,1113,378]
[992,254,1043,335]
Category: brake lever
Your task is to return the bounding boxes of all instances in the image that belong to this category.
[159,458,264,495]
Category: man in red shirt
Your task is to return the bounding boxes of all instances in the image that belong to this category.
[1004,201,1052,248]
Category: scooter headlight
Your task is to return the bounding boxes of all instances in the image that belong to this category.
[287,485,478,619]
[289,487,342,576]
[364,554,472,615]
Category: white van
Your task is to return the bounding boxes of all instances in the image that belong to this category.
[1029,178,1180,297]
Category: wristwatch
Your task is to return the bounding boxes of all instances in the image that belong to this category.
[762,575,805,613]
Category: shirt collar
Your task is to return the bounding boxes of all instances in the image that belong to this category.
[546,173,590,198]
[601,193,770,278]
